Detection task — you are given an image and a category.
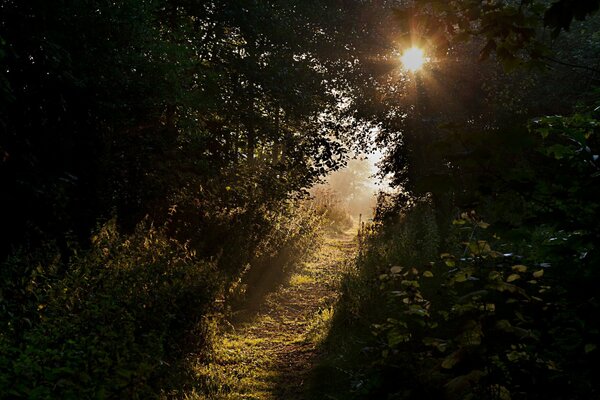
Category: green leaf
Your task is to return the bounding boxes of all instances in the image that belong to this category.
[506,273,521,282]
[477,221,490,229]
[390,266,403,274]
[423,337,448,352]
[387,329,410,347]
[441,350,462,369]
[488,271,502,281]
[545,144,573,159]
[455,272,469,282]
[585,344,597,354]
[444,370,486,396]
[512,264,527,273]
[495,319,513,332]
[401,280,420,288]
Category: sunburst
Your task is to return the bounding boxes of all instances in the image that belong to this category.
[400,47,426,72]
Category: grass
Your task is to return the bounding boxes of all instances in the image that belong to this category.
[289,273,317,286]
[178,227,358,399]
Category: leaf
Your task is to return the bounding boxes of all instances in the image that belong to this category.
[458,290,488,302]
[423,271,434,278]
[455,272,469,282]
[533,269,544,278]
[390,266,403,274]
[545,144,573,159]
[401,280,420,288]
[387,329,410,347]
[477,221,490,229]
[506,274,521,282]
[488,271,502,281]
[585,344,597,354]
[441,350,462,369]
[506,350,524,362]
[489,385,512,400]
[496,320,513,333]
[490,281,528,297]
[407,304,429,317]
[444,369,486,397]
[512,265,527,273]
[459,320,483,346]
[423,337,448,352]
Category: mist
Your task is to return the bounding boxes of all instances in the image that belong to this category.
[313,153,386,221]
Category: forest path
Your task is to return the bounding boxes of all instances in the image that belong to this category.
[191,227,358,399]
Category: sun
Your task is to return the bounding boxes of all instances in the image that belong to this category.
[400,47,426,72]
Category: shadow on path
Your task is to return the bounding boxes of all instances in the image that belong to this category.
[190,227,358,399]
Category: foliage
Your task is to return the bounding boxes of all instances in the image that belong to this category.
[0,221,218,398]
[393,0,600,68]
[311,187,355,233]
[0,196,323,398]
[0,0,386,396]
[2,0,600,398]
[318,195,599,399]
[0,0,381,256]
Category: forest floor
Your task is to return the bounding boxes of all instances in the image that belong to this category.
[188,227,358,400]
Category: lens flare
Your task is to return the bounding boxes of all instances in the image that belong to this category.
[401,47,426,72]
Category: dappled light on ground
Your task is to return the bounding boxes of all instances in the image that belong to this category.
[188,228,358,399]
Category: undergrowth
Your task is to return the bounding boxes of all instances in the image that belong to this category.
[0,201,323,399]
[313,198,599,400]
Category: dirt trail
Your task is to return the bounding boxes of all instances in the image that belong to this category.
[192,228,357,400]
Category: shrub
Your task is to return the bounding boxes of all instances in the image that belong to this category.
[0,221,219,399]
[320,205,599,400]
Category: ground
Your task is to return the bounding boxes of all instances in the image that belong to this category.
[186,228,357,400]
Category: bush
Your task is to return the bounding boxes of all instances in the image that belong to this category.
[0,197,325,399]
[0,221,219,399]
[319,203,599,400]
